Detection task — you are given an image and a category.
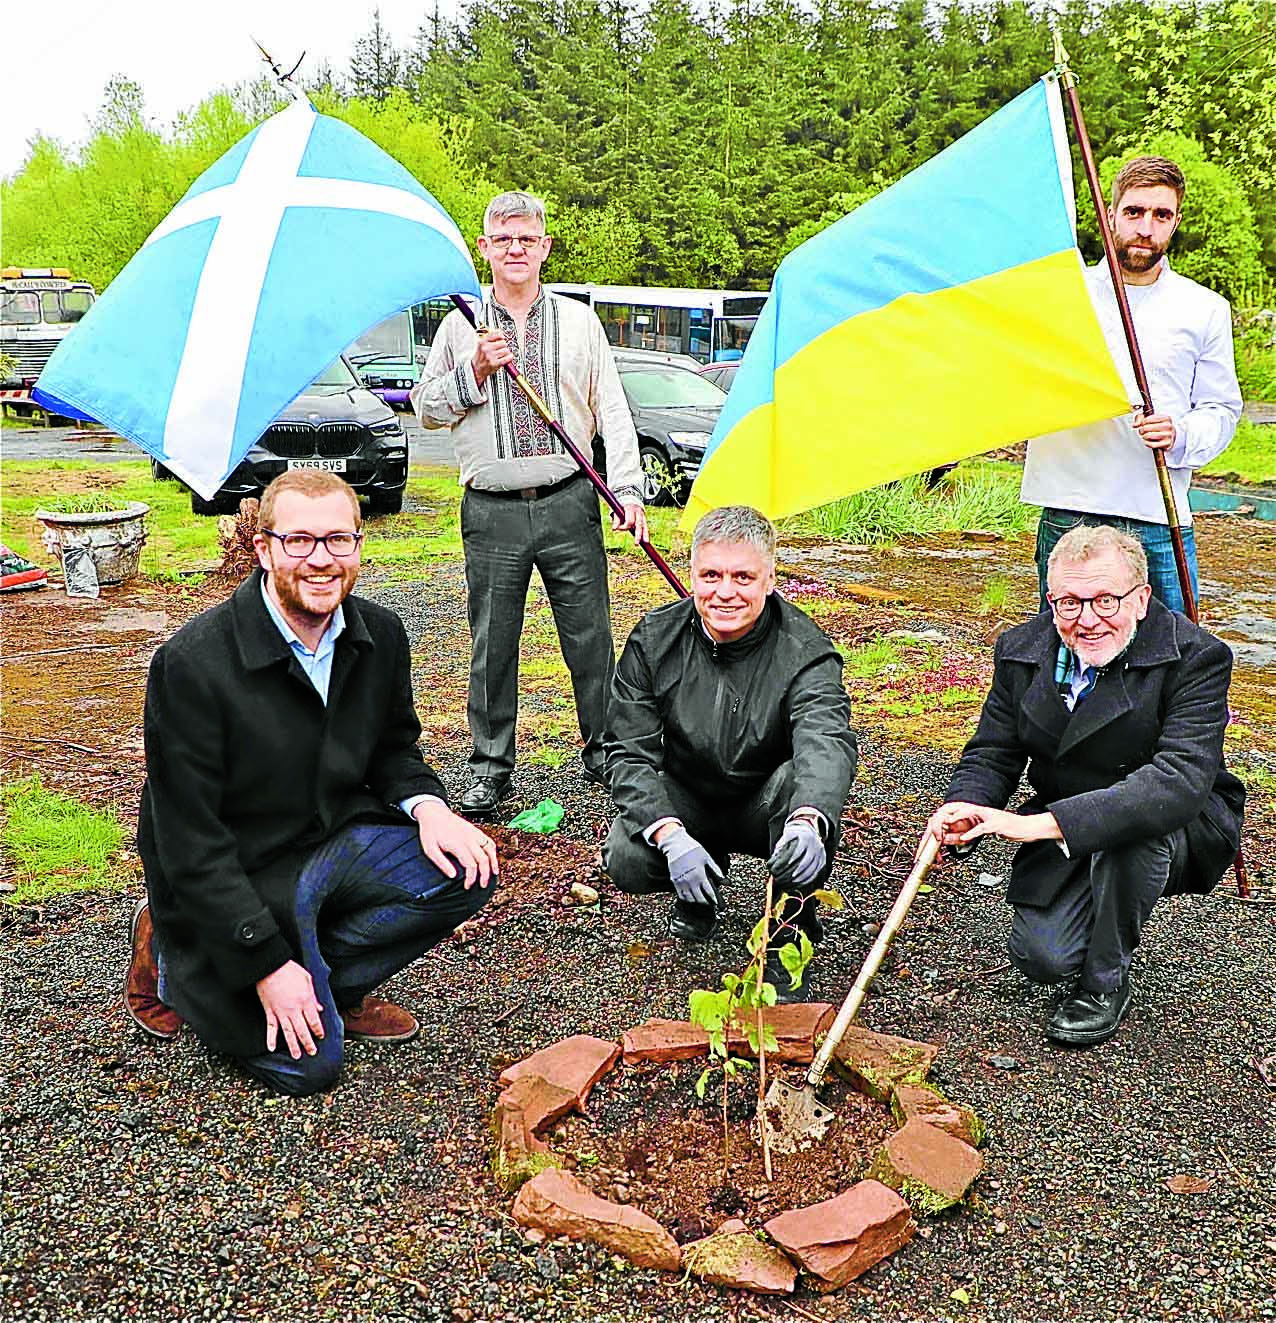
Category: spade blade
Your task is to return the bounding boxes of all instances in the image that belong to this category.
[764,1077,835,1155]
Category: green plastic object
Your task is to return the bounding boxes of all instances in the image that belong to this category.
[508,797,565,833]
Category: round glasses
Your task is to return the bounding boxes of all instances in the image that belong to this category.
[1048,585,1144,620]
[263,529,363,558]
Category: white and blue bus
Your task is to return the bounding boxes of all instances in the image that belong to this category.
[546,284,766,364]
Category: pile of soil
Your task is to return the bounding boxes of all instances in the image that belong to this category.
[555,1058,894,1240]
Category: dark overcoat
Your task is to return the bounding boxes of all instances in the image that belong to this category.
[604,593,857,835]
[946,599,1244,907]
[138,571,445,1056]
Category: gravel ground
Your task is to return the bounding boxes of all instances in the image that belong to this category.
[3,573,1275,1323]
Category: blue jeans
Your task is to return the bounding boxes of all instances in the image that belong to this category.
[1035,508,1199,614]
[235,823,490,1096]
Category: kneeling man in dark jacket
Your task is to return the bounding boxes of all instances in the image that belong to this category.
[126,472,497,1094]
[927,524,1244,1047]
[603,506,857,999]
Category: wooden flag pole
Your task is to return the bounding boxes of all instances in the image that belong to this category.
[448,296,690,599]
[1051,34,1250,898]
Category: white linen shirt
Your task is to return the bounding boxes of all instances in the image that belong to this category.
[411,289,644,503]
[1021,259,1241,525]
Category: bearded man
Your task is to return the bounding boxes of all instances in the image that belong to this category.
[926,524,1244,1046]
[127,471,496,1094]
[1022,155,1242,612]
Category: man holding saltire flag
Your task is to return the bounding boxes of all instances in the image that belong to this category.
[680,75,1130,530]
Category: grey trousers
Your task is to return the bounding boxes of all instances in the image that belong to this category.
[1007,829,1187,995]
[460,474,613,780]
[603,762,832,938]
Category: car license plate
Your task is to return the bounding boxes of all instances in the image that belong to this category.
[286,458,347,472]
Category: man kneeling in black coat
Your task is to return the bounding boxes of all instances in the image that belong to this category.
[927,524,1244,1047]
[602,506,858,1000]
[125,472,497,1094]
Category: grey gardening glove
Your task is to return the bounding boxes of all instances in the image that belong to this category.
[767,818,826,891]
[658,827,724,907]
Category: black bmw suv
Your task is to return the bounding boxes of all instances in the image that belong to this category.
[182,355,409,516]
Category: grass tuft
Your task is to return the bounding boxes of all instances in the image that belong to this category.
[1,775,127,902]
[787,463,1036,545]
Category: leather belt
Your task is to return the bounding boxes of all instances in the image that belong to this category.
[474,470,584,502]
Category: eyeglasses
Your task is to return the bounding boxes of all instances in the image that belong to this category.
[263,529,363,558]
[1048,585,1145,620]
[483,233,548,250]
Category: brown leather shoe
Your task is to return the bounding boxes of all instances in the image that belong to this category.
[125,898,182,1041]
[341,996,420,1043]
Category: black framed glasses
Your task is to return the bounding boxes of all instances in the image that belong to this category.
[484,233,548,250]
[263,529,363,558]
[1048,585,1145,621]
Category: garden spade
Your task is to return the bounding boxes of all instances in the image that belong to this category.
[765,831,941,1155]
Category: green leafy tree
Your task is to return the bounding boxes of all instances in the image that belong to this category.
[349,8,403,103]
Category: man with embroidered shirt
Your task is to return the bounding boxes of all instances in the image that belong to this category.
[412,190,646,815]
[927,525,1244,1046]
[1022,155,1242,611]
[126,471,496,1095]
[602,506,857,1001]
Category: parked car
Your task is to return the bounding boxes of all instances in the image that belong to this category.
[599,359,727,506]
[696,360,739,394]
[181,355,409,516]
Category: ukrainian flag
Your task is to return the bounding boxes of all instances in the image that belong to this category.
[682,77,1129,529]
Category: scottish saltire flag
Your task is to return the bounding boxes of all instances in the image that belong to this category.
[34,100,480,498]
[681,77,1128,529]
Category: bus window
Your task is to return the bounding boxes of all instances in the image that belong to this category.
[1,292,40,325]
[596,302,701,358]
[712,316,756,363]
[59,289,95,322]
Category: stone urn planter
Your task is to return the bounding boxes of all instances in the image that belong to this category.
[35,500,150,589]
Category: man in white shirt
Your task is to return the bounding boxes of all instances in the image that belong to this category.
[1022,155,1242,612]
[413,191,647,816]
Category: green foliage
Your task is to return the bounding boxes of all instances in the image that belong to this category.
[978,577,1013,615]
[1200,419,1276,484]
[1,775,126,902]
[39,492,126,514]
[1233,315,1276,402]
[5,0,1274,295]
[842,638,903,680]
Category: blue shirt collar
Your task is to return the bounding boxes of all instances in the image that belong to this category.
[259,574,345,657]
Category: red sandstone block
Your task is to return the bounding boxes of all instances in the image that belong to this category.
[621,1019,711,1064]
[726,1002,836,1063]
[498,1034,621,1108]
[890,1082,986,1148]
[512,1168,680,1270]
[684,1225,797,1295]
[831,1025,940,1101]
[496,1074,579,1136]
[870,1117,983,1212]
[764,1179,915,1289]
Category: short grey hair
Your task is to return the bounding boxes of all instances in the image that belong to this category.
[483,191,547,233]
[691,506,776,563]
[1047,524,1148,591]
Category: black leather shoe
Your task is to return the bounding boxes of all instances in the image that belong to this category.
[669,899,718,942]
[458,775,511,818]
[1046,974,1132,1047]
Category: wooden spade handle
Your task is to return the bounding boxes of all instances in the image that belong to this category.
[806,831,941,1090]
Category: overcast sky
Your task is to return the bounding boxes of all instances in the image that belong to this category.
[3,1,459,179]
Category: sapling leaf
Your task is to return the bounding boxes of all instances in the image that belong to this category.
[689,989,728,1033]
[747,917,768,956]
[917,883,934,894]
[695,1068,711,1100]
[763,1027,779,1053]
[811,888,844,909]
[799,930,814,965]
[760,982,778,1007]
[778,942,805,987]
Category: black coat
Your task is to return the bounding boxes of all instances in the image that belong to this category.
[946,599,1244,907]
[604,594,857,834]
[138,571,445,1056]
